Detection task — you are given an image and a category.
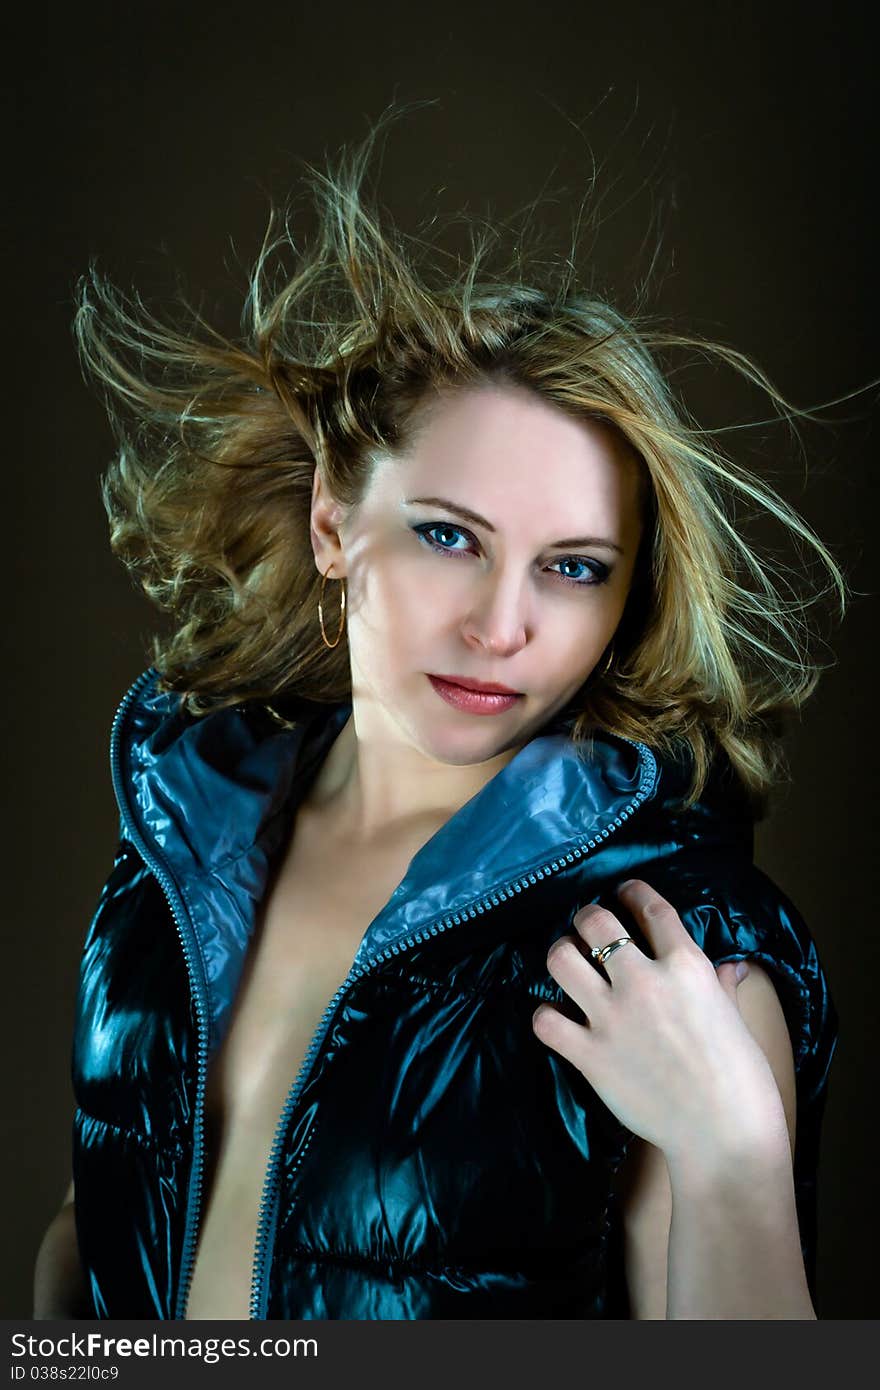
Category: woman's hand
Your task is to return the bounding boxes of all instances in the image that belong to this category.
[532,879,790,1167]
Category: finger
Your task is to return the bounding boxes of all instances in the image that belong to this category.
[546,934,610,1016]
[715,958,749,1006]
[572,902,647,982]
[532,1000,597,1071]
[615,879,693,958]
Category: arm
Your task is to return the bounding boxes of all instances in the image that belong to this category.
[33,1180,92,1319]
[613,962,813,1319]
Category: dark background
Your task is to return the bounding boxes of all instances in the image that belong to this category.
[6,0,876,1317]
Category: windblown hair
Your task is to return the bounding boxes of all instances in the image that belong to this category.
[73,108,847,813]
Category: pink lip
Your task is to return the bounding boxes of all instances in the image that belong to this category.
[427,674,523,715]
[431,674,522,694]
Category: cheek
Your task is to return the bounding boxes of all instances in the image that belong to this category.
[540,599,624,687]
[548,588,619,639]
[356,547,444,640]
[381,547,472,609]
[551,623,605,673]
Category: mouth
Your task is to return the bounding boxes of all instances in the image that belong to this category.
[427,674,524,715]
[430,674,523,695]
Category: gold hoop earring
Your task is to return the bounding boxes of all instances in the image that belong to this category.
[318,569,347,649]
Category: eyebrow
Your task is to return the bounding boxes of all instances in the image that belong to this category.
[403,496,625,555]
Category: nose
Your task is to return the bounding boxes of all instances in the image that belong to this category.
[460,568,531,657]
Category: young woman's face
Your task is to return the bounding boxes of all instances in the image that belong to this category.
[312,383,645,765]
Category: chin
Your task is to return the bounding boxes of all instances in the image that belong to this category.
[421,706,536,764]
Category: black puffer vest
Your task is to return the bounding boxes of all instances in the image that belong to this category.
[71,667,837,1318]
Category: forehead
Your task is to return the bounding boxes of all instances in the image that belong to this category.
[369,384,645,529]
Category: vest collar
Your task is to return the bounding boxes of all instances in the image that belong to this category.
[110,666,659,1049]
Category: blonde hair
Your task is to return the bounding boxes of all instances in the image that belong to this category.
[73,106,848,813]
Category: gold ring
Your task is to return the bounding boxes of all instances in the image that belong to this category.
[591,936,633,966]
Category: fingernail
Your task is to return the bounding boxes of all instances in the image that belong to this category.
[617,879,636,892]
[735,961,750,982]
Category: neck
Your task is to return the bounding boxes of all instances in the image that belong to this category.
[302,709,524,847]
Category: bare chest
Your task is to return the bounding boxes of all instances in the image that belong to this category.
[182,816,430,1320]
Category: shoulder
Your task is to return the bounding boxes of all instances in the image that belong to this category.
[673,864,838,1106]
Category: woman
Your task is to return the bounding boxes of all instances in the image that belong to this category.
[34,116,845,1320]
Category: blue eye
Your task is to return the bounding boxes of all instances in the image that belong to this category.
[411,522,610,588]
[414,522,472,554]
[551,555,609,586]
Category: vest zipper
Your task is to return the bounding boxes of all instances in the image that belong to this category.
[108,667,212,1321]
[247,743,657,1319]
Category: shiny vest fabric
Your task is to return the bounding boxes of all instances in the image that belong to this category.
[71,666,838,1319]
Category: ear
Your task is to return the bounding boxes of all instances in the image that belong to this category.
[310,468,349,576]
